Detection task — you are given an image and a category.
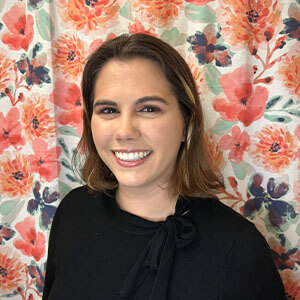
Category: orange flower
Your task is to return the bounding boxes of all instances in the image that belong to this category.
[0,50,15,91]
[22,95,56,141]
[251,125,297,173]
[57,0,120,33]
[53,34,86,81]
[218,0,282,49]
[187,55,207,97]
[128,19,158,36]
[0,154,33,197]
[280,271,300,300]
[132,0,183,27]
[204,133,224,173]
[0,246,26,294]
[278,51,300,99]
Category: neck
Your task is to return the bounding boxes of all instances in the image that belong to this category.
[116,185,178,222]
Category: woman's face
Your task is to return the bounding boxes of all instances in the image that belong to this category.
[91,58,185,192]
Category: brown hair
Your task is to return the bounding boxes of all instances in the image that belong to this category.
[73,33,224,197]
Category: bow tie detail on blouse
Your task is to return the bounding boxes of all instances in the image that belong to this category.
[117,205,197,300]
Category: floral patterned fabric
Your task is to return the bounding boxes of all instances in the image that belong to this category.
[0,0,299,299]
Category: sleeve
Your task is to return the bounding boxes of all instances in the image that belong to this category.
[219,225,287,300]
[42,199,62,300]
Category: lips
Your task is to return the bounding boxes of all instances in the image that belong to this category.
[112,150,152,167]
[113,150,152,162]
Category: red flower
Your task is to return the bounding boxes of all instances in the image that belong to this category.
[219,126,250,164]
[0,107,25,155]
[213,65,268,127]
[28,138,62,182]
[50,79,83,135]
[1,2,34,51]
[14,216,46,262]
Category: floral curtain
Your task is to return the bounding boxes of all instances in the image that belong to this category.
[0,0,299,299]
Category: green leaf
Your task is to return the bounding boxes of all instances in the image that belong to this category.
[282,98,294,109]
[231,161,246,180]
[0,200,19,215]
[2,200,25,224]
[263,114,292,123]
[0,0,6,13]
[211,119,237,135]
[265,95,282,110]
[35,8,54,41]
[66,173,77,182]
[205,64,223,95]
[119,0,133,20]
[61,158,72,170]
[58,137,70,158]
[160,28,187,47]
[58,125,80,137]
[286,110,300,117]
[296,223,300,237]
[185,4,216,23]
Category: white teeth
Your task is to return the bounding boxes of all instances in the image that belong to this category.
[114,151,151,161]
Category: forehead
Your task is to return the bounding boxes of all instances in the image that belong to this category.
[93,58,174,100]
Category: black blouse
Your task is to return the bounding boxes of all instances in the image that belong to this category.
[42,186,286,300]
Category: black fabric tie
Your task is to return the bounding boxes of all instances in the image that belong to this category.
[117,205,197,300]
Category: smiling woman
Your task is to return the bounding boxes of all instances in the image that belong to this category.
[42,34,286,300]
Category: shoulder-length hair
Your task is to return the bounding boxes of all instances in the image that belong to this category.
[73,33,224,197]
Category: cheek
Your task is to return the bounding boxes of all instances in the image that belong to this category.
[91,120,111,150]
[144,119,184,149]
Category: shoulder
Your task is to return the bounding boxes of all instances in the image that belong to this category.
[54,185,106,221]
[189,197,256,239]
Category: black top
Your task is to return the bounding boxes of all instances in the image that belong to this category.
[42,186,286,300]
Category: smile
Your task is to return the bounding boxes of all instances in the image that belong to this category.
[113,151,152,162]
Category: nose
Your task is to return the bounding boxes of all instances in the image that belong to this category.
[115,113,141,141]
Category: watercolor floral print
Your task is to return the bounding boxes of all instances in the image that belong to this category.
[0,0,300,299]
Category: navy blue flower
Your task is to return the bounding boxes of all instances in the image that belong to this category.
[16,43,51,88]
[27,181,58,229]
[243,173,297,229]
[280,4,300,41]
[187,24,232,67]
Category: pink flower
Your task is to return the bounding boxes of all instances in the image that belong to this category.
[213,65,269,127]
[28,138,62,182]
[0,107,25,155]
[50,79,83,135]
[88,33,117,54]
[219,126,250,164]
[14,216,45,262]
[1,2,34,51]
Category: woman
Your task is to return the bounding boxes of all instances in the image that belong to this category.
[43,34,286,300]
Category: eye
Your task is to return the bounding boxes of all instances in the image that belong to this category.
[139,106,161,113]
[99,107,119,114]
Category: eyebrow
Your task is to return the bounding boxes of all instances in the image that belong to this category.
[93,96,169,109]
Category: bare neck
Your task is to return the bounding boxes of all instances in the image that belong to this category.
[116,185,178,222]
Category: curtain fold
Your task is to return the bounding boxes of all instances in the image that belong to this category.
[0,0,299,299]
